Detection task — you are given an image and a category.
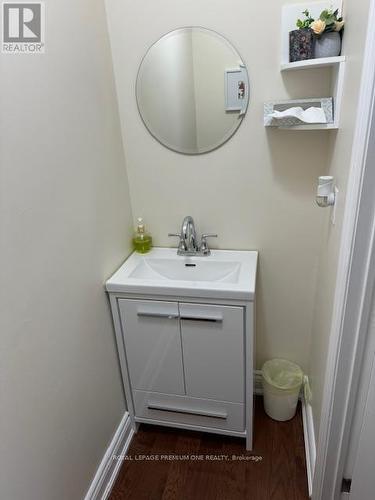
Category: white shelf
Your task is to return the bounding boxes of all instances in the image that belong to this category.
[275,1,345,129]
[279,123,338,130]
[264,98,335,130]
[281,56,345,72]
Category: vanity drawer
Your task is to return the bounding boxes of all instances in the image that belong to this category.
[133,390,245,432]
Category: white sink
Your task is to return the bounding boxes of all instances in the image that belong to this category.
[106,248,258,300]
[129,258,241,283]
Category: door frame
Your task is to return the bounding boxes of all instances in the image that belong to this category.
[348,353,375,499]
[313,0,375,497]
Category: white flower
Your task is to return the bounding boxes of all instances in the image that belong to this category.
[334,20,345,32]
[310,19,326,35]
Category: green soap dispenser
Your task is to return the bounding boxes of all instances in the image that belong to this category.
[132,217,152,254]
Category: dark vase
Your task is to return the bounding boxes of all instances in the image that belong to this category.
[289,28,315,62]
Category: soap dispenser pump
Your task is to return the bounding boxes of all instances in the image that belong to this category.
[132,217,152,254]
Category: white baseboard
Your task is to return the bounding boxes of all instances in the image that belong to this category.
[84,411,134,500]
[254,369,316,497]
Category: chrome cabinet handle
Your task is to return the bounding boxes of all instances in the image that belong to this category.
[137,311,223,322]
[137,312,222,322]
[137,312,179,319]
[180,316,223,323]
[147,403,227,419]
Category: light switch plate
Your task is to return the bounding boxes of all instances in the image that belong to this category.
[225,65,249,115]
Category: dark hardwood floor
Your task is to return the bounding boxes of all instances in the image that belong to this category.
[110,397,309,500]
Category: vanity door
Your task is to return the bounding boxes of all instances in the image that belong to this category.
[118,299,185,395]
[179,303,244,403]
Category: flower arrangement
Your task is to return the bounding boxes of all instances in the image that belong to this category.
[297,9,345,36]
[289,7,344,62]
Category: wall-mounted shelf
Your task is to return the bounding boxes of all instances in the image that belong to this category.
[273,1,345,130]
[281,55,345,72]
[274,123,338,131]
[264,98,335,130]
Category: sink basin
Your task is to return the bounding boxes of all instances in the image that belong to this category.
[106,248,258,300]
[129,258,241,283]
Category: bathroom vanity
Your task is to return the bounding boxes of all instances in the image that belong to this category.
[106,248,257,450]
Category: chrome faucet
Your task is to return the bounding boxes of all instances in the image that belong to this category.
[181,216,198,253]
[168,216,217,256]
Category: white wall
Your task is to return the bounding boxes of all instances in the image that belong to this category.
[308,0,371,439]
[0,1,133,499]
[106,0,331,370]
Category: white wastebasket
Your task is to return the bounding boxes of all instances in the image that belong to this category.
[261,358,303,421]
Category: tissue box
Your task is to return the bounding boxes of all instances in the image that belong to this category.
[264,98,334,127]
[289,29,315,62]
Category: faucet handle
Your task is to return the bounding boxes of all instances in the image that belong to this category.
[200,233,218,255]
[201,233,218,239]
[168,232,186,253]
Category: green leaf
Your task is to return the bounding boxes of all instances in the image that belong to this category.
[320,8,337,24]
[296,9,315,29]
[325,24,335,33]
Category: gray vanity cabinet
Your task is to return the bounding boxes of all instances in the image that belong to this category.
[112,295,253,448]
[118,299,244,404]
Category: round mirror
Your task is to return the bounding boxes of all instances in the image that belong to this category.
[136,27,249,155]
